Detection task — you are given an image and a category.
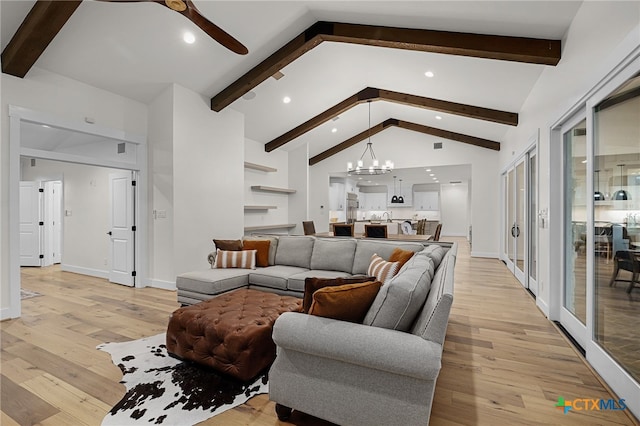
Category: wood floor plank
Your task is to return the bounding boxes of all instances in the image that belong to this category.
[0,374,59,425]
[2,239,637,425]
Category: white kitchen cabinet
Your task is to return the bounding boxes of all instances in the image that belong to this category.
[414,191,439,210]
[329,182,345,211]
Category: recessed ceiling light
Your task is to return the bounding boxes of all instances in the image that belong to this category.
[581,159,587,163]
[435,180,439,183]
[242,91,256,100]
[432,177,437,180]
[429,173,435,176]
[331,128,337,133]
[435,115,442,120]
[425,168,431,172]
[425,71,435,78]
[283,96,291,104]
[183,32,195,44]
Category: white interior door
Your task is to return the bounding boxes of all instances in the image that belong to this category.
[109,172,134,286]
[43,180,63,266]
[19,181,42,267]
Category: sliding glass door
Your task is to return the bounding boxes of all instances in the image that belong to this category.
[502,147,537,295]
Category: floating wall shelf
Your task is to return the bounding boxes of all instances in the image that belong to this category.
[244,224,296,231]
[244,161,277,173]
[244,205,278,210]
[251,185,296,194]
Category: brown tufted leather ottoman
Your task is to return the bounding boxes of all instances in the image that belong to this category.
[166,288,301,381]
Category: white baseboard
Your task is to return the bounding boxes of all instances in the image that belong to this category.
[536,298,549,318]
[470,251,499,259]
[61,264,109,279]
[0,307,12,321]
[148,279,176,291]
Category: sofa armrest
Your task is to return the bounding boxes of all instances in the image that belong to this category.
[272,312,442,381]
[207,251,216,268]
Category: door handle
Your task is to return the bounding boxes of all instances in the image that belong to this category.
[515,225,521,237]
[107,231,112,236]
[511,225,516,237]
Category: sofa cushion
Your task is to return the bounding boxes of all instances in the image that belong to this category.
[301,275,376,313]
[352,240,424,275]
[287,270,353,293]
[214,249,257,269]
[242,240,270,267]
[176,268,250,295]
[419,244,447,268]
[309,281,382,323]
[275,236,315,269]
[363,253,435,331]
[244,235,279,265]
[310,238,357,274]
[368,254,400,284]
[249,265,309,291]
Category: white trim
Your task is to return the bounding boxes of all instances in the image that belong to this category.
[470,251,498,259]
[587,341,640,419]
[0,307,12,321]
[61,264,109,280]
[148,279,177,291]
[535,298,549,318]
[20,147,138,171]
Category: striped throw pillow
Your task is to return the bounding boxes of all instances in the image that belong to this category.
[367,254,400,284]
[214,249,257,269]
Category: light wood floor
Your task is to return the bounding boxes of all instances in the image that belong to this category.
[1,238,638,426]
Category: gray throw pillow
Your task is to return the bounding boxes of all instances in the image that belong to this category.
[419,244,446,268]
[363,253,435,331]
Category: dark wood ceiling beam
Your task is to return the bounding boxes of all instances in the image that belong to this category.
[309,118,500,166]
[265,87,379,152]
[1,0,83,78]
[211,21,561,112]
[266,87,515,152]
[381,89,518,126]
[396,120,500,151]
[309,118,398,166]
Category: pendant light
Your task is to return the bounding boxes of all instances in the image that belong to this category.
[594,170,605,201]
[612,164,630,200]
[391,176,399,203]
[346,101,393,175]
[398,179,405,203]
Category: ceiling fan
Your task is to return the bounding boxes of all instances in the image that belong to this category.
[98,0,248,55]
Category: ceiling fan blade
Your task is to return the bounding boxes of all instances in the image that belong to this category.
[180,0,248,55]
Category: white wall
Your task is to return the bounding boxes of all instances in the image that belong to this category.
[20,158,122,277]
[244,138,290,231]
[288,144,309,236]
[172,84,244,276]
[1,67,148,318]
[307,127,500,256]
[500,2,640,313]
[440,182,469,237]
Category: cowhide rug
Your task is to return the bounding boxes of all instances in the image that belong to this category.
[98,333,268,425]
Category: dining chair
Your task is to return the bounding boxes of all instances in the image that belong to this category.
[432,223,442,241]
[302,221,316,235]
[333,224,354,237]
[610,250,640,294]
[365,224,388,238]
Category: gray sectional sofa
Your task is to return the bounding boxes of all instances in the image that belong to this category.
[176,235,446,305]
[175,235,457,425]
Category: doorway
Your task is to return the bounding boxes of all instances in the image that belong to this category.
[7,105,147,319]
[502,144,538,296]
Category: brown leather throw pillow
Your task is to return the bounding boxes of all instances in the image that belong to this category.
[213,239,243,251]
[302,276,376,314]
[308,281,383,323]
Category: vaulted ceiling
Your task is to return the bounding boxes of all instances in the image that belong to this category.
[1,1,582,164]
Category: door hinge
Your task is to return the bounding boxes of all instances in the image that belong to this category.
[39,254,44,259]
[132,226,136,232]
[39,188,44,192]
[132,180,137,186]
[131,271,137,277]
[39,221,44,226]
